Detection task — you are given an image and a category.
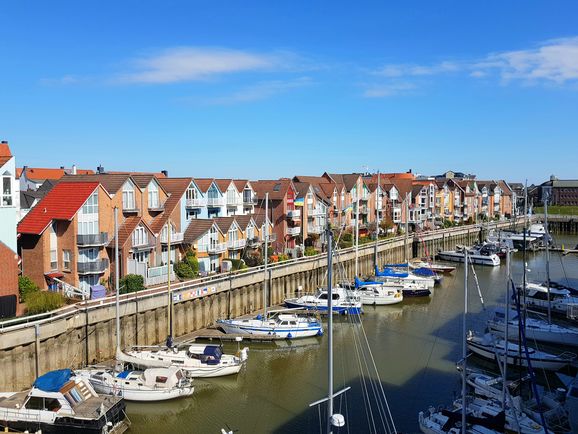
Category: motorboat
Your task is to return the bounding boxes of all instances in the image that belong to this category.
[487,308,578,347]
[466,331,576,371]
[352,277,403,305]
[521,282,578,317]
[0,369,128,434]
[418,402,503,434]
[409,259,456,274]
[75,365,194,402]
[353,277,430,298]
[284,287,363,314]
[216,309,323,339]
[120,344,249,378]
[437,245,501,266]
[466,396,545,434]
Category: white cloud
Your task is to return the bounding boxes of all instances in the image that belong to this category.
[374,61,460,78]
[472,37,578,84]
[203,77,312,105]
[115,47,295,84]
[362,82,416,98]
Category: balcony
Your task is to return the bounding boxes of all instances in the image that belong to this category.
[307,225,324,234]
[207,197,225,207]
[186,197,207,208]
[161,232,184,244]
[247,237,262,248]
[77,232,108,246]
[122,206,139,214]
[77,258,109,274]
[207,242,227,254]
[359,205,369,214]
[227,239,246,250]
[226,196,243,207]
[286,209,301,220]
[287,226,301,236]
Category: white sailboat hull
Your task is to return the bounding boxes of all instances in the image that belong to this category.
[437,251,500,266]
[216,318,322,338]
[488,319,578,347]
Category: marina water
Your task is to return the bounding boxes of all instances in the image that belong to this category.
[128,235,578,433]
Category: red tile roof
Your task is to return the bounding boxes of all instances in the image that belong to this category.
[109,216,154,247]
[150,178,192,234]
[18,182,99,235]
[0,143,12,166]
[213,179,233,192]
[194,178,215,193]
[251,179,295,201]
[22,167,94,181]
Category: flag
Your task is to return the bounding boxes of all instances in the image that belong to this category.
[343,204,353,213]
[294,197,305,207]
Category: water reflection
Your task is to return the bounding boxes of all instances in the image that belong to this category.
[127,235,578,433]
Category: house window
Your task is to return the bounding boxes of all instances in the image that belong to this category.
[186,209,199,220]
[132,225,147,246]
[78,248,98,263]
[49,223,58,269]
[122,180,136,210]
[148,182,159,208]
[186,185,197,200]
[243,189,253,204]
[82,191,98,214]
[63,250,71,270]
[247,225,255,240]
[2,175,12,206]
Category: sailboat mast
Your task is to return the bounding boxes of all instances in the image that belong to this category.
[461,248,468,434]
[327,225,334,434]
[374,171,380,269]
[404,193,409,270]
[502,247,511,410]
[545,193,552,324]
[264,193,269,319]
[354,185,360,278]
[114,207,120,352]
[167,218,173,347]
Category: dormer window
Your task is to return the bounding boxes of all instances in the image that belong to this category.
[132,224,147,246]
[148,181,159,208]
[186,184,197,200]
[122,180,136,210]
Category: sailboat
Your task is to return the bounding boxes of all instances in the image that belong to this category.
[76,208,195,401]
[119,215,248,378]
[217,193,323,338]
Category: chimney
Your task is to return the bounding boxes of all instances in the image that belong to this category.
[60,166,65,170]
[72,164,77,175]
[550,174,557,181]
[0,140,7,144]
[97,165,105,174]
[161,170,168,177]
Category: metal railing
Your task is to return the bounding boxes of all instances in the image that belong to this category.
[161,232,184,244]
[287,226,301,236]
[286,209,301,219]
[207,242,227,254]
[307,225,324,234]
[226,196,243,206]
[77,258,109,274]
[227,239,246,250]
[207,197,225,207]
[186,197,207,207]
[77,233,109,246]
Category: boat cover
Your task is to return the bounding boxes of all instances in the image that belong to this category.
[116,370,131,379]
[34,369,72,392]
[354,276,380,288]
[381,263,408,268]
[412,267,436,277]
[374,265,408,278]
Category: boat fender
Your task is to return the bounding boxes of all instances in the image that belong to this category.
[287,333,292,339]
[238,347,249,362]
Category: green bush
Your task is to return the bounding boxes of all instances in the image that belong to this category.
[224,258,247,271]
[119,274,145,294]
[341,233,353,243]
[26,291,65,315]
[184,250,199,275]
[174,261,195,279]
[304,246,318,256]
[18,275,39,302]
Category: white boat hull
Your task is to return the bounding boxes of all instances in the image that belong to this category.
[437,251,500,266]
[217,319,322,338]
[488,320,578,347]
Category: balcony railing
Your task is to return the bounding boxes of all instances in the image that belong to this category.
[77,258,109,274]
[227,239,246,250]
[307,225,324,234]
[286,209,301,219]
[77,232,108,246]
[226,196,243,207]
[243,196,258,205]
[161,232,184,244]
[287,226,301,236]
[148,203,164,212]
[122,206,139,214]
[207,242,227,254]
[186,197,207,208]
[207,197,225,207]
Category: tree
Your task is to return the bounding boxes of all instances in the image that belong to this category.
[174,261,195,279]
[119,274,145,294]
[18,275,39,302]
[184,249,199,275]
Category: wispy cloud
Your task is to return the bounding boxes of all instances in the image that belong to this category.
[198,77,312,105]
[39,75,86,85]
[367,36,578,97]
[472,36,578,84]
[114,47,298,84]
[362,81,417,98]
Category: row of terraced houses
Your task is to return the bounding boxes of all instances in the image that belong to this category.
[0,141,521,316]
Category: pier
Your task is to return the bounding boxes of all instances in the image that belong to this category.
[0,219,523,390]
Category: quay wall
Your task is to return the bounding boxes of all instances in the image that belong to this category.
[0,220,521,390]
[534,214,578,235]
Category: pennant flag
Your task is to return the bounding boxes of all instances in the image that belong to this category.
[294,197,305,207]
[342,204,353,213]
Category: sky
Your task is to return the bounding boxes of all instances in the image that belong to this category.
[1,1,578,184]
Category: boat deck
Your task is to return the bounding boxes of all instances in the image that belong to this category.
[0,391,28,409]
[73,395,123,419]
[180,327,287,343]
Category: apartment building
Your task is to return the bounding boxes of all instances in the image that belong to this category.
[18,166,93,191]
[0,141,20,317]
[183,219,226,273]
[252,179,299,254]
[293,182,329,249]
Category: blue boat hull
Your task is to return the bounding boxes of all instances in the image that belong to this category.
[284,301,363,315]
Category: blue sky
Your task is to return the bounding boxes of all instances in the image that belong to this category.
[1,1,577,184]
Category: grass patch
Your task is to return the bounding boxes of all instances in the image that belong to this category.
[534,206,578,215]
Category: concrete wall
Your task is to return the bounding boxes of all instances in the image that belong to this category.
[0,221,508,390]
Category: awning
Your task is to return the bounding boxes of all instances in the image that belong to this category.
[45,272,64,279]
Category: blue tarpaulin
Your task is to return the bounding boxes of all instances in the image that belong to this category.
[413,267,436,277]
[34,369,71,392]
[354,276,380,288]
[90,284,107,300]
[374,265,408,278]
[116,371,131,379]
